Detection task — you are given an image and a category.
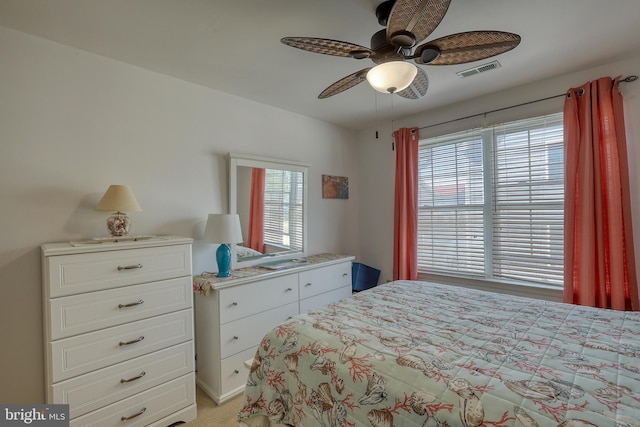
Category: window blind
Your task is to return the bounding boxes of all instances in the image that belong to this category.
[492,115,564,286]
[417,112,564,287]
[263,169,304,251]
[418,130,485,276]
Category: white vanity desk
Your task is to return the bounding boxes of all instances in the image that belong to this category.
[193,253,354,404]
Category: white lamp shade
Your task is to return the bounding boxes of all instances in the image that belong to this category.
[366,61,418,94]
[203,214,243,244]
[96,185,142,212]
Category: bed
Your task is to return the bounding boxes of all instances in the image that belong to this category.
[237,280,640,427]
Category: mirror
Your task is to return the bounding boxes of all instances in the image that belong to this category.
[228,153,309,269]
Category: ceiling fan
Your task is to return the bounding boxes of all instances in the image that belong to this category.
[281,0,521,99]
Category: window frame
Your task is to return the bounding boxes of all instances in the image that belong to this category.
[416,112,565,292]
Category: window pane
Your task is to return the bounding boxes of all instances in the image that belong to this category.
[417,209,485,276]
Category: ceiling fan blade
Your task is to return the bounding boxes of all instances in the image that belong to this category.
[387,0,451,47]
[281,37,373,59]
[416,31,521,65]
[318,68,372,99]
[397,67,429,99]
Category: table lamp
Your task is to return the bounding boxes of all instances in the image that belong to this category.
[95,185,142,237]
[203,214,243,277]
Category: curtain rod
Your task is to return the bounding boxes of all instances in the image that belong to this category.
[418,75,638,132]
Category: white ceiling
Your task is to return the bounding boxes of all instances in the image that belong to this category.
[1,0,640,130]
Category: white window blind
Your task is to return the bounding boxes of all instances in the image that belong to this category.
[418,130,486,276]
[417,112,564,287]
[263,168,304,251]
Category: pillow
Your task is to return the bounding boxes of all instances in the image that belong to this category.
[237,246,263,258]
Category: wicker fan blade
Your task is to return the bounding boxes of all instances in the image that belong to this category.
[318,68,372,99]
[416,31,521,65]
[397,67,429,99]
[387,0,451,47]
[281,37,373,59]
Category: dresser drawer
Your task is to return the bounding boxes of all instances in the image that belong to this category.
[220,347,258,396]
[299,262,352,299]
[52,342,194,419]
[300,285,352,313]
[50,310,193,382]
[70,373,195,427]
[220,302,298,358]
[218,274,298,324]
[46,244,192,297]
[49,277,192,340]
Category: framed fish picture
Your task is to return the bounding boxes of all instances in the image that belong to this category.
[322,175,348,199]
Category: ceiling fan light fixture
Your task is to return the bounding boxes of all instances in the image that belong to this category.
[366,61,417,94]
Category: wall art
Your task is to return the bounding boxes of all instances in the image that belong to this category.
[322,174,349,199]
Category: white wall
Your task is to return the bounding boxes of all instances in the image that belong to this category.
[0,26,360,403]
[356,52,640,299]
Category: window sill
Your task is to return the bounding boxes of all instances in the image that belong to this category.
[417,272,563,303]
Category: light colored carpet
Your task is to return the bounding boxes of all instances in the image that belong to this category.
[184,387,244,427]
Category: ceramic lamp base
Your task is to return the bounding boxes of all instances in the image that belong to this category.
[106,212,131,237]
[216,243,232,277]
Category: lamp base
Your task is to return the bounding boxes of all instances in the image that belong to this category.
[216,243,232,278]
[106,212,131,237]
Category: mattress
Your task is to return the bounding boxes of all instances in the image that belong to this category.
[237,280,640,426]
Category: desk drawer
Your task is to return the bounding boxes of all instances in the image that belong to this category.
[49,277,191,340]
[50,310,193,382]
[70,374,195,427]
[220,302,298,358]
[46,244,192,297]
[53,342,194,419]
[218,274,298,324]
[299,262,351,299]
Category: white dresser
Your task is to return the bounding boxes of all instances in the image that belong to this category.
[193,253,354,404]
[41,236,197,427]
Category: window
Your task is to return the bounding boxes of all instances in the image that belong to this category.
[417,113,564,287]
[263,168,304,251]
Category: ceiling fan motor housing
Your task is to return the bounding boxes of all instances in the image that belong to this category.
[370,29,404,64]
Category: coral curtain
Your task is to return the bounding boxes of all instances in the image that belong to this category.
[393,127,419,280]
[564,76,639,311]
[247,168,265,253]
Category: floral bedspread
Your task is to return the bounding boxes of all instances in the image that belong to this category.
[237,281,640,426]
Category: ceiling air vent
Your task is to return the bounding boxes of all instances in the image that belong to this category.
[456,60,501,78]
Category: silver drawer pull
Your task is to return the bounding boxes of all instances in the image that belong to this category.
[285,288,293,292]
[121,407,146,421]
[117,263,143,271]
[120,371,146,383]
[233,336,239,341]
[342,273,348,277]
[118,299,144,309]
[233,370,240,374]
[305,283,312,287]
[287,316,293,320]
[119,336,144,346]
[230,302,238,307]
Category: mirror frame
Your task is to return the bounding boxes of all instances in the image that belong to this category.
[228,152,309,269]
